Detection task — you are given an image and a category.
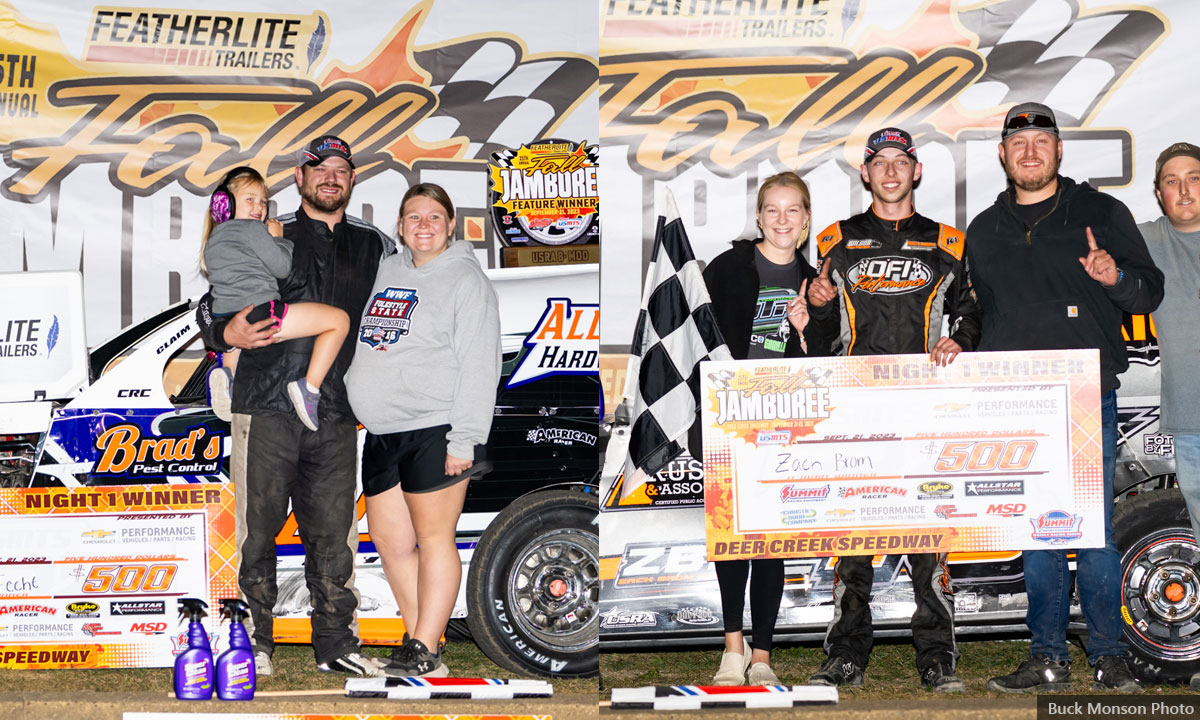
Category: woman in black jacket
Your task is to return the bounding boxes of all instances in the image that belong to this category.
[702,171,823,685]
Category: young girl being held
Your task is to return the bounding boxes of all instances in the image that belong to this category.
[199,166,349,431]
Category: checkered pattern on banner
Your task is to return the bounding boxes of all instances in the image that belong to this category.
[621,191,731,494]
[414,39,596,159]
[957,0,1163,122]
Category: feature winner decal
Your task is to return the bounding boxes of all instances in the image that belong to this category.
[507,298,598,387]
[359,287,418,350]
[489,138,600,248]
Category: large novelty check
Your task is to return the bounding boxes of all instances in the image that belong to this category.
[701,350,1104,560]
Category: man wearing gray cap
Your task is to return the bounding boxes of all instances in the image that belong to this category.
[966,103,1163,693]
[1138,142,1200,689]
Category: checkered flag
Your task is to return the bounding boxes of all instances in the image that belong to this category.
[620,190,731,497]
[956,0,1163,123]
[414,39,596,160]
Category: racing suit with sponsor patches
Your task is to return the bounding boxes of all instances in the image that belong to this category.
[809,208,980,674]
[198,207,392,666]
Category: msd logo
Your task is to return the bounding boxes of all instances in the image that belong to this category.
[131,622,167,633]
[987,503,1027,517]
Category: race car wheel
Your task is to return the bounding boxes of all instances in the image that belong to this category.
[1115,488,1200,683]
[466,487,598,677]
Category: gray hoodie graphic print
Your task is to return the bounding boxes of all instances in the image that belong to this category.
[345,240,501,458]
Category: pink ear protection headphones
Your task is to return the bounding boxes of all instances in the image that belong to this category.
[209,166,264,224]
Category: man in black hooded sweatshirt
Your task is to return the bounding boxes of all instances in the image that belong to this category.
[966,102,1162,694]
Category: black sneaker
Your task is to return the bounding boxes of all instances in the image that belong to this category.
[808,655,864,687]
[383,638,448,678]
[1092,655,1140,692]
[987,654,1071,693]
[921,662,966,692]
[317,651,386,677]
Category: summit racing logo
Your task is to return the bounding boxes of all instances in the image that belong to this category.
[507,299,598,388]
[780,484,829,502]
[844,257,932,295]
[1031,510,1084,544]
[358,287,418,350]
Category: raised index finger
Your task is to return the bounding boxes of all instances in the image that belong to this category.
[1085,226,1098,252]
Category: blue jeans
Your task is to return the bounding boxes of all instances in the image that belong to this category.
[1172,432,1200,543]
[1022,390,1127,664]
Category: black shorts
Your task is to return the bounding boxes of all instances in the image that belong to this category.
[360,424,489,496]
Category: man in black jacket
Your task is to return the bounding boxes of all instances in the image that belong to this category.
[967,103,1163,693]
[805,128,979,693]
[200,135,393,677]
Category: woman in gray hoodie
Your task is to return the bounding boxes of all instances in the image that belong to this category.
[345,183,501,677]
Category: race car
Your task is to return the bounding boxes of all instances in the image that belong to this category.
[0,268,599,678]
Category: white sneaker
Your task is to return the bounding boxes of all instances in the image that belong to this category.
[712,637,751,686]
[747,661,780,685]
[208,367,233,422]
[318,651,385,677]
[254,650,273,677]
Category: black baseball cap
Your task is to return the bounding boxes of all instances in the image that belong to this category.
[1154,142,1200,185]
[1002,103,1059,139]
[865,128,916,160]
[300,134,354,169]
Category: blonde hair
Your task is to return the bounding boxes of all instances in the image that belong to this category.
[198,169,269,276]
[756,171,811,214]
[756,171,812,245]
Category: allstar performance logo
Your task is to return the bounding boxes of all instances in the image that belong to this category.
[965,480,1024,497]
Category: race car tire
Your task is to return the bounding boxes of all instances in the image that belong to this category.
[1114,488,1200,683]
[466,486,598,678]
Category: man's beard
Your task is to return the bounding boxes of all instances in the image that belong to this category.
[302,182,350,213]
[1007,155,1059,194]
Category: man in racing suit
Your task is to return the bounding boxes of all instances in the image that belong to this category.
[198,135,393,677]
[805,128,979,692]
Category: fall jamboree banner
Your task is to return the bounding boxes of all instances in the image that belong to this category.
[0,0,599,345]
[599,0,1193,358]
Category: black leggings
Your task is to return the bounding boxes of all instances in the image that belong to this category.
[714,558,785,653]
